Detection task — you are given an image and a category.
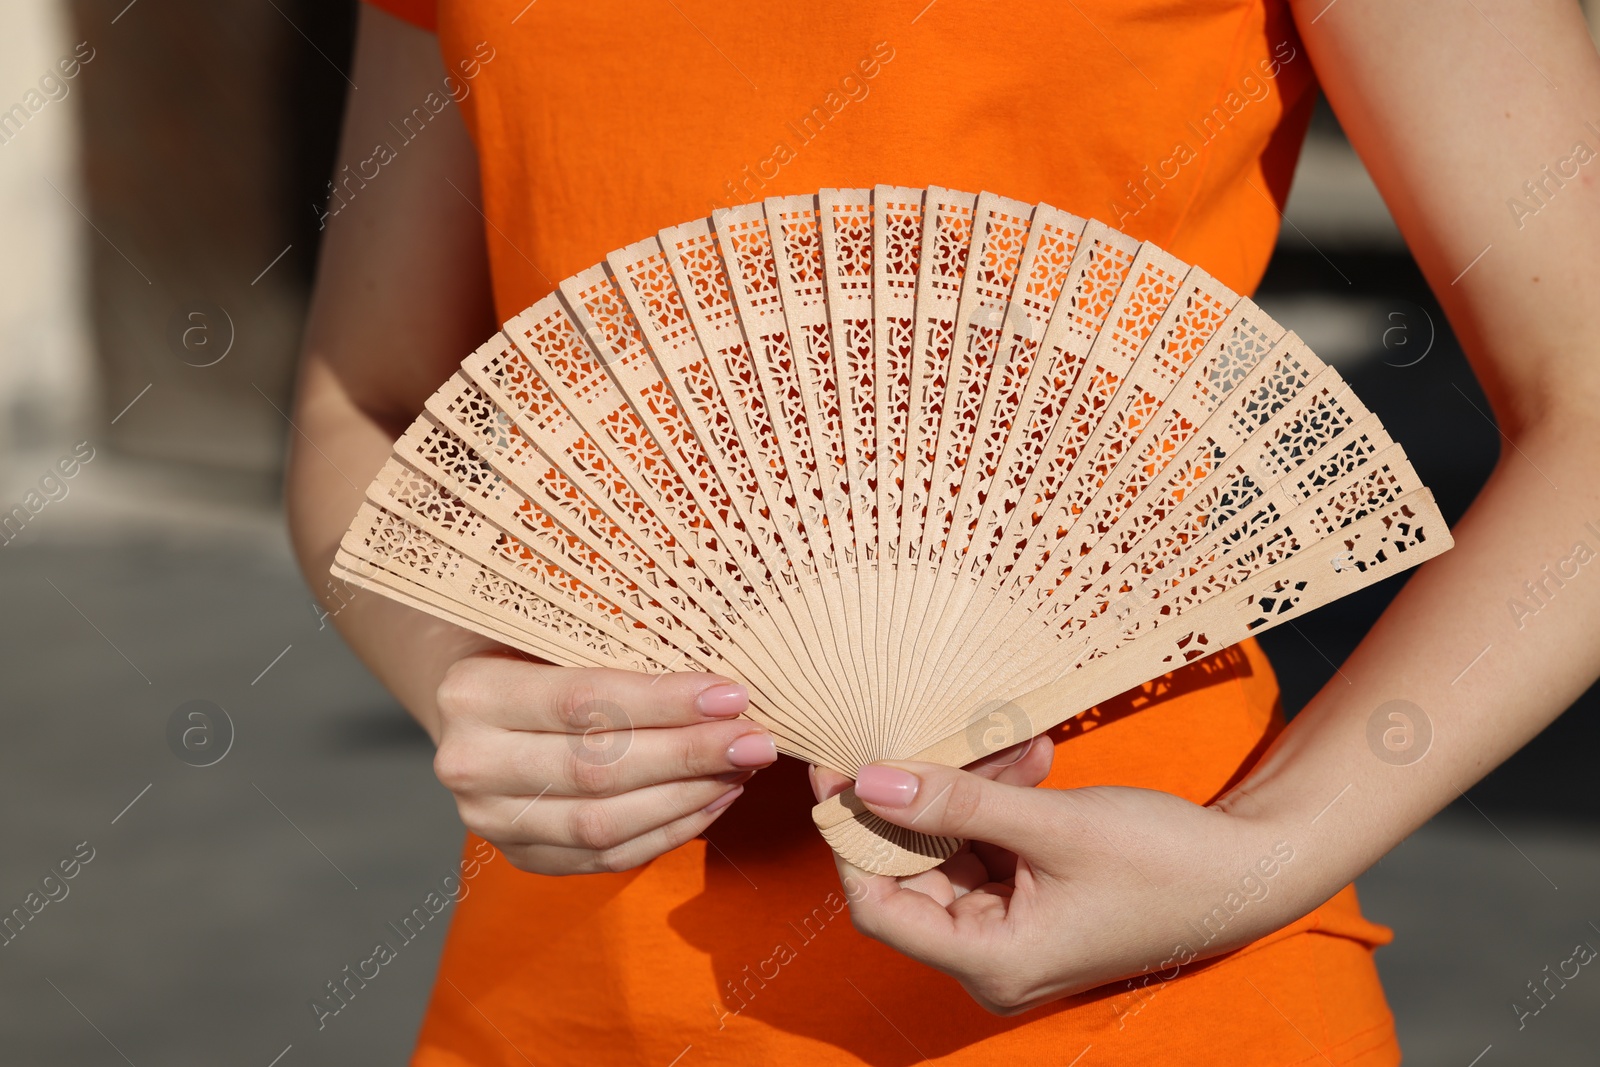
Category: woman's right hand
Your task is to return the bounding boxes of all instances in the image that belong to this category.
[431,651,779,875]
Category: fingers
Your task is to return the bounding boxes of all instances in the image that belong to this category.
[459,773,752,850]
[809,764,852,803]
[430,657,774,876]
[809,735,1053,804]
[434,717,778,798]
[500,792,745,875]
[437,655,749,733]
[852,761,1060,858]
[829,846,1027,1008]
[893,848,996,907]
[825,847,967,969]
[963,735,1055,788]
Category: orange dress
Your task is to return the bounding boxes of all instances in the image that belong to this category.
[366,1,1401,1062]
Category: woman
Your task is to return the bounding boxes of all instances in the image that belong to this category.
[287,1,1600,1062]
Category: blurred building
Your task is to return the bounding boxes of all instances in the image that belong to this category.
[0,0,93,452]
[1,0,351,498]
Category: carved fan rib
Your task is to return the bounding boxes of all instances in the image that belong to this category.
[335,186,1455,879]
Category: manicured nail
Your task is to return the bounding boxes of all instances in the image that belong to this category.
[855,765,919,808]
[696,683,748,718]
[726,732,777,767]
[702,785,743,815]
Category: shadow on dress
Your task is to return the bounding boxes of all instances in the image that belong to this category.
[666,645,1256,1064]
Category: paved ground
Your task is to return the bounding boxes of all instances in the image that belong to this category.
[1360,816,1600,1064]
[0,485,463,1066]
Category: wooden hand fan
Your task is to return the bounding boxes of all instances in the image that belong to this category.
[333,185,1453,877]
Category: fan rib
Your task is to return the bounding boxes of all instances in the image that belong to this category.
[333,186,1455,877]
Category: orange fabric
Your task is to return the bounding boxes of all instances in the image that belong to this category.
[361,1,1401,1063]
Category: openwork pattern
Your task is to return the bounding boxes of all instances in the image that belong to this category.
[334,185,1454,879]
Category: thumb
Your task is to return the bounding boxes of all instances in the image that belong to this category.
[853,761,1058,858]
[809,763,852,803]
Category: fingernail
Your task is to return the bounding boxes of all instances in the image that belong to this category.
[714,769,755,784]
[696,683,748,718]
[726,732,777,767]
[855,765,919,808]
[702,784,743,815]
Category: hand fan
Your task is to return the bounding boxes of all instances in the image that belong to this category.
[333,185,1453,877]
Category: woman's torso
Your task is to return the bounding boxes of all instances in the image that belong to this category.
[371,1,1403,1062]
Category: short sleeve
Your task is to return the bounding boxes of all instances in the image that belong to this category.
[362,0,436,32]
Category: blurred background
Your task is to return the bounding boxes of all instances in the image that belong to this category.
[2,1,1598,1063]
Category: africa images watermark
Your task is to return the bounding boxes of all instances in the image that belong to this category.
[0,442,98,547]
[0,40,96,148]
[311,572,362,632]
[1107,39,1299,228]
[314,41,497,229]
[1367,699,1432,767]
[707,41,897,213]
[709,873,871,1031]
[1507,519,1600,631]
[1107,841,1296,1028]
[1511,923,1600,1030]
[309,838,498,1030]
[166,700,235,768]
[1505,119,1600,231]
[0,841,96,948]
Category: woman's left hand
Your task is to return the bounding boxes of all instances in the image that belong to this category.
[811,740,1319,1015]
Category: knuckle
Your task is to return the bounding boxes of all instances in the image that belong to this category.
[673,731,707,779]
[566,749,618,797]
[454,800,496,841]
[552,675,608,731]
[974,975,1030,1015]
[847,908,879,940]
[940,775,986,832]
[432,744,478,795]
[593,843,635,874]
[435,660,486,722]
[568,801,620,851]
[596,809,697,873]
[503,843,594,878]
[503,846,554,876]
[975,995,1012,1017]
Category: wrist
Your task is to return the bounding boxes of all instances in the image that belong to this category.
[1212,799,1341,935]
[328,588,504,744]
[1211,727,1401,929]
